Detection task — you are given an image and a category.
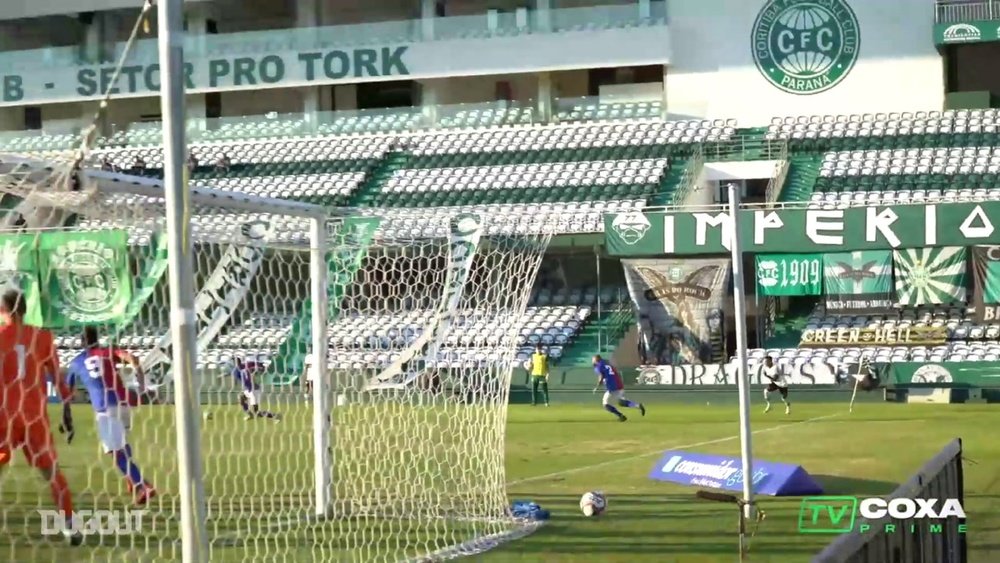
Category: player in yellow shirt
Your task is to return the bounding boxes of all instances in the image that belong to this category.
[528,345,550,406]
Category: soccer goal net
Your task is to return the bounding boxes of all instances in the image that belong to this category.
[0,153,551,562]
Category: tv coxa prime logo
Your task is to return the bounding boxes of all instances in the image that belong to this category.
[752,0,861,95]
[798,496,968,534]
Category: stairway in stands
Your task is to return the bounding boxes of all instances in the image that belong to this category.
[348,151,409,207]
[646,157,689,206]
[559,309,634,366]
[778,153,825,202]
[765,299,817,348]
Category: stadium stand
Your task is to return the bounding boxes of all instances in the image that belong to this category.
[13,105,1000,382]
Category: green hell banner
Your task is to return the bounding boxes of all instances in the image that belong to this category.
[822,250,893,314]
[893,247,967,306]
[934,21,1000,45]
[972,246,1000,322]
[37,230,132,328]
[887,362,1000,388]
[622,258,730,365]
[0,234,43,326]
[605,202,1000,256]
[755,254,821,296]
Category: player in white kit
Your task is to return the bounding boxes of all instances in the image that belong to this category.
[760,355,791,415]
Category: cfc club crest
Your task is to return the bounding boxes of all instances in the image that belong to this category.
[751,0,860,95]
[757,259,779,288]
[51,239,121,322]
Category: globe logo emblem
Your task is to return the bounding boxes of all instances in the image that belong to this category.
[52,240,122,322]
[752,0,860,95]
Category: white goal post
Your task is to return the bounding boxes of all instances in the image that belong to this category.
[0,153,551,562]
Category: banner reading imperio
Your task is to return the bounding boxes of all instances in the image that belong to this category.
[623,258,730,364]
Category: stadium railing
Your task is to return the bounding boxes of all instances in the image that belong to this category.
[812,438,967,563]
[764,141,790,204]
[671,145,705,205]
[935,0,1000,23]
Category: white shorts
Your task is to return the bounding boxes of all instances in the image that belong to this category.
[602,390,626,406]
[243,389,262,406]
[95,406,132,454]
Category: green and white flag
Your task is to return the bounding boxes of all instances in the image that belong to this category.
[38,230,131,328]
[0,234,42,326]
[823,250,893,314]
[756,254,822,296]
[893,247,967,306]
[971,246,1000,321]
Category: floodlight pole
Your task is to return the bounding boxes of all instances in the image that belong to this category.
[727,183,755,522]
[159,0,209,561]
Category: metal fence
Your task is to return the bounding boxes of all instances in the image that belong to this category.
[813,439,967,563]
[935,0,1000,23]
[764,141,790,205]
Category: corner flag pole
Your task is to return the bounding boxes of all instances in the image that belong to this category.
[727,184,755,530]
[159,0,209,560]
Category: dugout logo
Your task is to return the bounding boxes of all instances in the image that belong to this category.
[50,239,121,322]
[751,0,861,95]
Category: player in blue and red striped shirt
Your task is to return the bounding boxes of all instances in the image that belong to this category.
[232,357,280,421]
[593,355,645,422]
[66,326,156,506]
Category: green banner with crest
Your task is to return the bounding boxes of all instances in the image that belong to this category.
[37,230,132,328]
[755,253,822,296]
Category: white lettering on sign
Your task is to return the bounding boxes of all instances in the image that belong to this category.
[694,213,731,250]
[806,210,844,245]
[800,327,948,346]
[866,207,900,247]
[925,204,938,246]
[960,205,995,239]
[663,215,675,254]
[984,306,1000,322]
[673,459,739,480]
[754,210,784,245]
[859,498,966,520]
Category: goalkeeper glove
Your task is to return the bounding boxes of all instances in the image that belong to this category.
[58,404,74,444]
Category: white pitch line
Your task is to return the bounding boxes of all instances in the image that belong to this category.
[506,413,839,486]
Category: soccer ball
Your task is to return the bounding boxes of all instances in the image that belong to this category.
[579,491,607,517]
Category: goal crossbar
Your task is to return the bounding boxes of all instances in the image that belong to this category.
[0,153,334,221]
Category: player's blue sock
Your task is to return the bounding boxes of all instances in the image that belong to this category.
[114,445,144,486]
[604,404,623,417]
[239,397,250,413]
[618,399,638,408]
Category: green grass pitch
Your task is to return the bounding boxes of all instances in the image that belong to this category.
[1,400,998,562]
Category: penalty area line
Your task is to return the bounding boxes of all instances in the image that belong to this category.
[506,413,838,486]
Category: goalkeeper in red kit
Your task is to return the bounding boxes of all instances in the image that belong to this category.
[0,290,81,544]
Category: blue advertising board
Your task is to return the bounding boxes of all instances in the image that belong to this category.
[649,450,823,496]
